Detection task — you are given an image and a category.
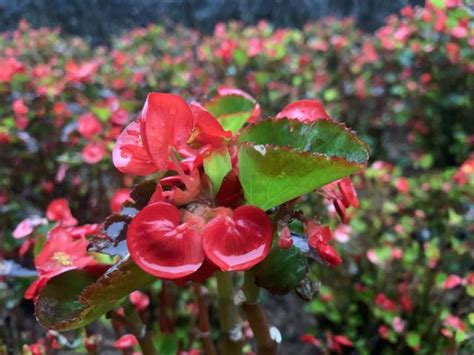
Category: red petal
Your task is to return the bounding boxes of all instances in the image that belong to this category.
[140,93,193,170]
[113,334,138,349]
[215,170,244,208]
[202,205,273,271]
[276,100,330,123]
[127,202,204,279]
[334,199,349,224]
[318,244,342,267]
[338,178,359,208]
[190,102,231,147]
[112,119,158,176]
[46,199,77,226]
[173,259,218,286]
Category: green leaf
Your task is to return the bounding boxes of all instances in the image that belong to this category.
[237,119,368,210]
[205,95,256,133]
[406,332,420,348]
[203,148,232,194]
[35,257,154,331]
[254,246,308,295]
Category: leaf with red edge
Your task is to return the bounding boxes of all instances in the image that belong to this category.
[237,119,369,210]
[112,119,158,176]
[276,99,330,122]
[35,257,154,331]
[203,147,232,194]
[140,93,193,170]
[205,92,260,133]
[127,202,204,279]
[202,205,273,271]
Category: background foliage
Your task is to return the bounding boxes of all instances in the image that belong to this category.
[0,0,473,353]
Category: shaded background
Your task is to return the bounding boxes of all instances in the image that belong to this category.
[0,0,424,45]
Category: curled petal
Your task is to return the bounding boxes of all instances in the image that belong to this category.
[190,102,231,147]
[112,119,158,176]
[140,93,194,170]
[202,205,273,271]
[338,177,359,208]
[276,99,330,123]
[127,202,204,279]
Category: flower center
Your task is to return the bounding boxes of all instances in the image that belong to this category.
[52,252,73,266]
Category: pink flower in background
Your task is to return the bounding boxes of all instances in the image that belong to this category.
[333,224,351,243]
[395,177,410,194]
[13,216,44,239]
[82,141,106,164]
[443,274,464,289]
[110,188,130,213]
[129,291,150,312]
[78,113,102,138]
[392,317,406,333]
[46,198,77,226]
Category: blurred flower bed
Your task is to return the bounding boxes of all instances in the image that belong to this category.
[0,0,473,353]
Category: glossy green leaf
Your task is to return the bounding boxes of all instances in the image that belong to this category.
[237,119,368,210]
[203,148,232,194]
[205,95,256,133]
[35,257,154,331]
[254,246,308,295]
[238,119,368,163]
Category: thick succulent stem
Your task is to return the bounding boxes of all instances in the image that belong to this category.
[216,272,243,355]
[193,283,218,355]
[242,271,277,355]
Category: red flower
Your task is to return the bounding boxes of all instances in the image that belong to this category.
[395,177,410,194]
[202,205,273,271]
[113,334,138,350]
[65,60,100,83]
[189,102,231,148]
[127,202,205,279]
[110,108,129,125]
[77,113,102,138]
[46,198,77,226]
[306,222,342,267]
[140,93,194,170]
[378,325,389,339]
[13,98,29,129]
[300,334,321,346]
[278,226,293,249]
[321,177,359,223]
[276,99,330,123]
[443,274,464,289]
[82,141,106,164]
[328,334,353,354]
[112,119,158,176]
[375,293,397,312]
[0,57,24,82]
[129,290,150,312]
[110,188,130,213]
[25,225,97,300]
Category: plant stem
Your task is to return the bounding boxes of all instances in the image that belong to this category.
[193,283,218,355]
[216,272,243,355]
[242,271,277,355]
